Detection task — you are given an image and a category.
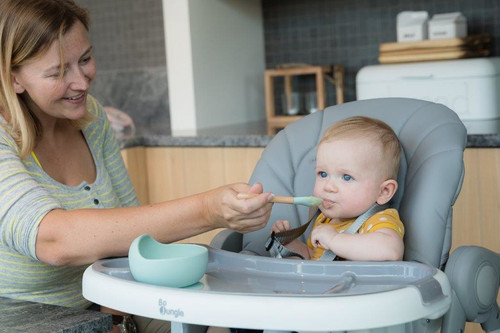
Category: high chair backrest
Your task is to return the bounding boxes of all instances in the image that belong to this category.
[242,98,467,269]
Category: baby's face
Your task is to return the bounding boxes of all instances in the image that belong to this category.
[313,138,386,222]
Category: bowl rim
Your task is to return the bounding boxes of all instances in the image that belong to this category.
[133,234,208,262]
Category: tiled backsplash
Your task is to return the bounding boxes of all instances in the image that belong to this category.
[90,67,169,136]
[262,0,500,104]
[76,0,165,70]
[75,0,169,137]
[77,0,499,135]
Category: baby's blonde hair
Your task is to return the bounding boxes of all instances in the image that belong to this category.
[0,0,93,158]
[319,116,401,179]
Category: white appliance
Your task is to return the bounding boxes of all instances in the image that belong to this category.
[356,57,500,133]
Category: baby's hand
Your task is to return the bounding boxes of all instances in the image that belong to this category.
[271,220,291,234]
[310,224,338,249]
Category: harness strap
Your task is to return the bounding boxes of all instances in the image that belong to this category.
[318,203,385,261]
[265,210,320,259]
[265,203,385,260]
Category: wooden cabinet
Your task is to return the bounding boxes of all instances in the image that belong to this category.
[122,146,499,249]
[122,146,498,332]
[264,65,345,134]
[452,148,500,333]
[452,148,500,253]
[122,146,264,244]
[121,147,149,205]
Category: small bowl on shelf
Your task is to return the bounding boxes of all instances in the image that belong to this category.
[128,234,208,288]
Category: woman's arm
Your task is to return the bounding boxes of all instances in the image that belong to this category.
[36,182,273,266]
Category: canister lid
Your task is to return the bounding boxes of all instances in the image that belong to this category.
[356,57,500,82]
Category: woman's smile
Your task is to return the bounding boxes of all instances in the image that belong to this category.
[63,92,86,104]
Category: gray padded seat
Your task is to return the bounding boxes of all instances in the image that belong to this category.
[242,97,466,269]
[210,98,500,332]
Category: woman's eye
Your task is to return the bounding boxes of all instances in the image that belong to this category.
[318,171,328,178]
[342,174,352,181]
[80,56,91,64]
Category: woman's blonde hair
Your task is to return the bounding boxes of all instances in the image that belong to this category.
[0,0,92,158]
[319,116,402,179]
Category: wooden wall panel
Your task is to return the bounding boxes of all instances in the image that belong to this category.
[181,148,226,196]
[120,147,149,205]
[453,149,500,253]
[453,148,500,333]
[143,147,264,245]
[145,147,187,203]
[223,148,264,184]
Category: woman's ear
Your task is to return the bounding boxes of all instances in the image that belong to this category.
[11,74,26,94]
[376,179,398,205]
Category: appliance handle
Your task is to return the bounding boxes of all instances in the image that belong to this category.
[401,74,434,80]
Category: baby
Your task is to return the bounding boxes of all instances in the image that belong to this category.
[271,116,404,261]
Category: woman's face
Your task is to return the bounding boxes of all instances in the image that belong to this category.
[11,20,96,124]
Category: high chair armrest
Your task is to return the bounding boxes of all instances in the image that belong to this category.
[442,246,500,332]
[210,229,242,252]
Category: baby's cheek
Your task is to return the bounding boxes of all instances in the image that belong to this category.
[313,184,322,197]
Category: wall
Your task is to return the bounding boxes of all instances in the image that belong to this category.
[164,0,266,134]
[262,0,500,105]
[75,0,170,136]
[76,0,500,133]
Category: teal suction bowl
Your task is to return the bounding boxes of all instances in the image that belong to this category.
[128,234,208,288]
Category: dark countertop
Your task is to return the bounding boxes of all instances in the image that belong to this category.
[0,297,111,333]
[123,119,500,149]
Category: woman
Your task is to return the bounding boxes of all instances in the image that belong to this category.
[0,0,272,331]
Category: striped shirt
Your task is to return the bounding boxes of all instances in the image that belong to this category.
[0,96,139,309]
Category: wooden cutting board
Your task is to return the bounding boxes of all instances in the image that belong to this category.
[382,45,470,56]
[379,34,490,52]
[379,48,490,64]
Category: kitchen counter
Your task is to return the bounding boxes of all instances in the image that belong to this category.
[123,119,500,149]
[0,297,111,333]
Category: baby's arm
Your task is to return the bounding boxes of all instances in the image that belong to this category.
[310,225,403,261]
[270,220,312,259]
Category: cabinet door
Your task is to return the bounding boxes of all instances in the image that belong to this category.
[121,147,149,205]
[453,148,500,253]
[453,148,500,333]
[145,147,263,244]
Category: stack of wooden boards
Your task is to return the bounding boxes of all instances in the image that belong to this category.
[378,33,490,64]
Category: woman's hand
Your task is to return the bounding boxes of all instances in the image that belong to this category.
[205,182,273,233]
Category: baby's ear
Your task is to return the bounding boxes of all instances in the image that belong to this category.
[376,179,398,205]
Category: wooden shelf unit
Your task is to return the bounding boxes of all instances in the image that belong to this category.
[264,65,344,134]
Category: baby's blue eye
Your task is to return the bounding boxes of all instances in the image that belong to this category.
[319,171,327,178]
[342,174,352,181]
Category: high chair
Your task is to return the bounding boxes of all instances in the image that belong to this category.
[211,97,500,332]
[82,98,499,332]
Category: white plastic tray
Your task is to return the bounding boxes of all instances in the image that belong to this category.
[82,245,451,331]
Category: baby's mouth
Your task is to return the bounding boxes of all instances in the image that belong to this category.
[322,199,335,209]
